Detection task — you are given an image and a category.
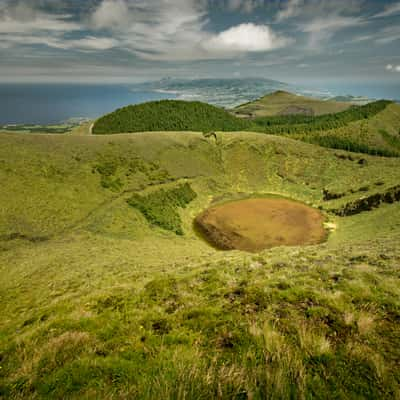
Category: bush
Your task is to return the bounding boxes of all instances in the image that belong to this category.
[126,183,197,235]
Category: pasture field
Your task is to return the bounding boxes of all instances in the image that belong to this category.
[1,129,400,398]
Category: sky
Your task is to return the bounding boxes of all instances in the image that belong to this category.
[0,0,399,84]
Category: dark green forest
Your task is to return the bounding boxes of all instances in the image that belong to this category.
[92,100,250,134]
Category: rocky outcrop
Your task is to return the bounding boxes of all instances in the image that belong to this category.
[330,185,400,216]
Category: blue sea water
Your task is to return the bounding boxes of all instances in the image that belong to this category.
[1,80,398,125]
[0,84,176,125]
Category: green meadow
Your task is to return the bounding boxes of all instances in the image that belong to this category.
[1,93,400,398]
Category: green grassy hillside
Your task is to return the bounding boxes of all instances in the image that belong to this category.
[92,100,250,134]
[91,96,400,157]
[234,90,352,117]
[251,100,390,133]
[1,130,400,399]
[252,100,400,157]
[296,102,400,156]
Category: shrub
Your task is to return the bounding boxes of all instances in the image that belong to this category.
[126,183,197,235]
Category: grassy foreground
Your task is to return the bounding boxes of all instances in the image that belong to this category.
[1,130,400,399]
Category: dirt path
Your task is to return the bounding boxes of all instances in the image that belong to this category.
[195,198,326,252]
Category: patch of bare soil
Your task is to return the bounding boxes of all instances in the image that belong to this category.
[195,198,326,252]
[278,106,314,116]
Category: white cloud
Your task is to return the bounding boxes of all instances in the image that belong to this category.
[276,0,303,21]
[350,34,373,42]
[91,0,130,29]
[374,26,400,44]
[226,0,263,14]
[0,8,80,34]
[300,15,365,47]
[89,0,291,60]
[203,23,291,54]
[0,1,85,51]
[386,64,400,72]
[1,34,117,51]
[352,25,400,45]
[89,0,210,60]
[0,0,292,60]
[275,0,366,48]
[61,37,119,51]
[0,0,122,53]
[276,0,363,21]
[373,2,400,18]
[301,15,364,34]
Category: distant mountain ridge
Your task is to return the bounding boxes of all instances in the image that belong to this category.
[133,78,375,109]
[133,78,299,108]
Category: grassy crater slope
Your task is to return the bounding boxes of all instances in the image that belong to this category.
[1,131,400,398]
[92,100,250,134]
[233,90,352,117]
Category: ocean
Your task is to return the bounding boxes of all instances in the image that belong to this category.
[1,80,398,125]
[0,84,176,125]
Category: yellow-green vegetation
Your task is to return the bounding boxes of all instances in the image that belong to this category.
[234,90,352,117]
[1,129,400,399]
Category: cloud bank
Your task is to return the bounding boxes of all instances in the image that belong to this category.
[0,0,399,82]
